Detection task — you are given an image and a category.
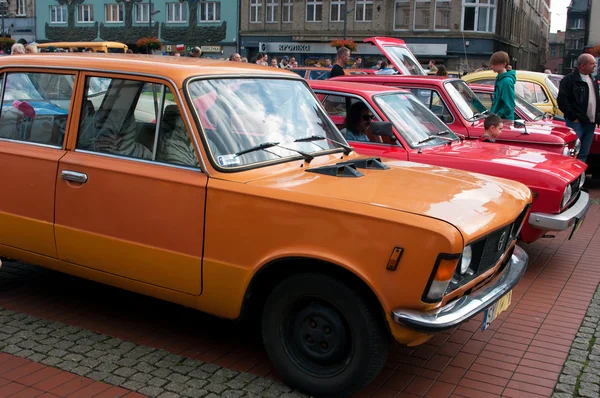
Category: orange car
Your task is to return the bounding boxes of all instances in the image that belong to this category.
[0,54,531,397]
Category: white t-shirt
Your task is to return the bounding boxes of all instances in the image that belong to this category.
[582,73,596,123]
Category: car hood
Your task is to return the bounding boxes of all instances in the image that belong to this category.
[471,118,577,144]
[246,157,531,242]
[419,140,586,185]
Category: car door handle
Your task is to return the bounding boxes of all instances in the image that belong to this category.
[61,170,88,184]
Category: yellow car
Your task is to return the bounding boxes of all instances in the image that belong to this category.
[462,70,562,116]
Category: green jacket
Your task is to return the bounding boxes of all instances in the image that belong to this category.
[490,70,516,120]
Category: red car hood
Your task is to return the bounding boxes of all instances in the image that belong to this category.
[363,37,427,76]
[418,139,586,186]
[470,118,578,145]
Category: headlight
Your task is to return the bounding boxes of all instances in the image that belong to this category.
[561,184,572,208]
[562,144,571,156]
[460,246,472,274]
[580,173,586,188]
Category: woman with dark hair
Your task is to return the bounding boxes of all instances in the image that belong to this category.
[436,65,448,76]
[341,101,374,142]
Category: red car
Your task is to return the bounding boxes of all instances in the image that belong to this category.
[469,83,600,177]
[332,75,581,158]
[310,80,589,244]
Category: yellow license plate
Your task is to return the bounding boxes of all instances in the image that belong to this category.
[482,290,512,331]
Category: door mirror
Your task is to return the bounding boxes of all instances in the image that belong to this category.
[514,120,526,129]
[370,121,394,137]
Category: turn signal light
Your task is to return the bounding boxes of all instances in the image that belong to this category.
[423,255,459,303]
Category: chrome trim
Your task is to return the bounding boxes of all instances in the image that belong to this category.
[392,245,528,332]
[73,149,205,173]
[0,65,210,174]
[61,170,88,183]
[529,191,590,231]
[0,137,62,150]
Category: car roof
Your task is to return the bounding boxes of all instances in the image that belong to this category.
[464,70,552,80]
[309,80,410,96]
[332,74,460,85]
[0,54,303,87]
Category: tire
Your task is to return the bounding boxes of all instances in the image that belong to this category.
[261,273,389,398]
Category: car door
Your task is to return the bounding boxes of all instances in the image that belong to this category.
[0,69,76,257]
[54,73,207,295]
[316,91,408,160]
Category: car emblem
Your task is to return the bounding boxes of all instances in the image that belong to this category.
[498,231,507,251]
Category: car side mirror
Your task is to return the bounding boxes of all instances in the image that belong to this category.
[370,121,394,138]
[514,120,526,129]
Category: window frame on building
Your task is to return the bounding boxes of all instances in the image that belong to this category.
[572,18,584,29]
[105,3,125,24]
[434,0,451,31]
[250,0,263,23]
[199,1,221,22]
[50,5,67,24]
[461,0,496,33]
[414,0,432,31]
[77,4,95,24]
[16,0,26,16]
[330,0,345,22]
[166,2,187,23]
[393,0,410,31]
[306,0,323,22]
[282,0,293,23]
[135,3,156,24]
[266,0,279,23]
[355,0,373,22]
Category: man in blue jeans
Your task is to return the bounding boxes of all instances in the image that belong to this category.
[557,53,600,163]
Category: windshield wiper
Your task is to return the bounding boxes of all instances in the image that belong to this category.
[436,129,453,136]
[294,135,353,156]
[417,135,454,145]
[235,141,314,163]
[469,110,489,121]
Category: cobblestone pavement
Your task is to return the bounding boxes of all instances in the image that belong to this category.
[0,184,598,397]
[554,283,600,398]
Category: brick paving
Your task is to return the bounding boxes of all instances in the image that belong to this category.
[0,182,597,398]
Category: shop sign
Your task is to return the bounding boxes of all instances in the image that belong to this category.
[201,45,222,53]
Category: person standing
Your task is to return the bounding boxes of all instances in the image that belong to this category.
[330,47,350,78]
[428,60,437,73]
[185,47,202,57]
[229,53,241,61]
[557,53,600,163]
[489,51,516,121]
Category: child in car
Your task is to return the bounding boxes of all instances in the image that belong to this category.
[480,113,503,142]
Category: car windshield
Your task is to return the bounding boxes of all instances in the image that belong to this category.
[187,78,345,168]
[383,46,426,76]
[545,76,559,99]
[373,92,459,148]
[444,80,488,120]
[516,94,545,121]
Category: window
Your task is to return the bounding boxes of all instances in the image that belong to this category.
[282,0,293,22]
[266,0,278,22]
[474,92,494,109]
[534,84,548,103]
[0,73,74,147]
[105,4,124,23]
[50,5,67,24]
[414,0,431,30]
[17,0,25,16]
[306,0,323,22]
[515,82,536,103]
[572,18,584,29]
[330,0,345,22]
[136,3,156,23]
[167,2,187,22]
[409,88,453,123]
[394,0,410,30]
[435,0,450,30]
[551,46,556,57]
[250,0,262,23]
[200,1,221,22]
[77,5,94,23]
[77,77,200,168]
[355,0,373,22]
[462,0,496,33]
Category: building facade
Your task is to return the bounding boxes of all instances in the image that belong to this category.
[1,0,36,43]
[546,30,565,73]
[239,0,550,72]
[35,0,238,57]
[589,0,600,47]
[562,0,590,74]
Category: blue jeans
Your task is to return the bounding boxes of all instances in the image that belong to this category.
[566,119,596,163]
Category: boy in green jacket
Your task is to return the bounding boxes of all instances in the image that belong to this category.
[489,51,516,121]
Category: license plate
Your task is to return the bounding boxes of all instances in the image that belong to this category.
[569,216,585,240]
[482,290,512,331]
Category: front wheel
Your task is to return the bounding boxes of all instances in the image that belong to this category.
[261,273,389,397]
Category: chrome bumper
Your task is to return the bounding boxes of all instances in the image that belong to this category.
[528,191,590,231]
[391,245,528,332]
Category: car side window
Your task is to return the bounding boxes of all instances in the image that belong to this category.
[534,84,549,103]
[475,92,494,109]
[76,76,200,169]
[309,70,330,80]
[474,79,495,86]
[0,72,74,147]
[409,88,453,124]
[515,81,536,104]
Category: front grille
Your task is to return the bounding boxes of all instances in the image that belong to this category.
[477,225,512,274]
[569,177,581,206]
